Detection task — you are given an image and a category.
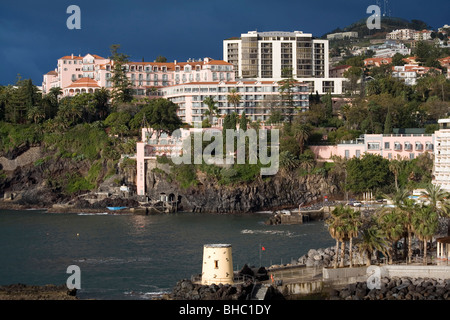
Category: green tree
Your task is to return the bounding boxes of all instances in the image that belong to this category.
[391,53,406,66]
[239,111,248,131]
[388,159,402,191]
[278,72,297,123]
[131,98,182,139]
[155,56,167,62]
[357,224,388,266]
[326,206,347,268]
[203,96,218,126]
[377,208,406,264]
[291,121,312,154]
[346,154,393,194]
[109,44,132,104]
[227,88,241,114]
[384,109,392,134]
[412,205,439,265]
[27,106,45,124]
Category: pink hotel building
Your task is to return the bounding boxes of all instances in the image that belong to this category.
[42,54,309,124]
[310,133,435,162]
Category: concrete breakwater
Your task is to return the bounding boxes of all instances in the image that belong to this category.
[265,208,326,225]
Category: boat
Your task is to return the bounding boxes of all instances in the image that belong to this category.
[106,206,127,211]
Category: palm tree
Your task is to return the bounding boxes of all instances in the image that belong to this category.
[203,96,219,126]
[347,209,362,267]
[402,198,418,264]
[292,123,311,154]
[326,206,346,268]
[227,88,241,114]
[421,183,450,236]
[377,208,406,264]
[383,188,416,263]
[412,205,439,265]
[330,155,348,202]
[388,159,402,191]
[357,225,388,266]
[27,106,45,124]
[421,183,450,217]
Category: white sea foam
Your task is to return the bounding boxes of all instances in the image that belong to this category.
[240,229,300,237]
[77,212,109,216]
[74,257,153,264]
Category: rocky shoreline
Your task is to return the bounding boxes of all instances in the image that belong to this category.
[0,284,77,300]
[329,277,450,300]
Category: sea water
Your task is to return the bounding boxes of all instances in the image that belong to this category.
[0,210,334,300]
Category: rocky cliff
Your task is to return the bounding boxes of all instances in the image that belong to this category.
[145,162,338,213]
[1,144,339,213]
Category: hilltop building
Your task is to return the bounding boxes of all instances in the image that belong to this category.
[326,31,358,40]
[223,30,346,94]
[386,29,433,41]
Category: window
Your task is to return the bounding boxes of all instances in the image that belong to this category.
[404,142,412,151]
[356,150,360,158]
[409,153,415,159]
[415,142,423,150]
[367,142,380,150]
[345,150,350,159]
[384,142,390,150]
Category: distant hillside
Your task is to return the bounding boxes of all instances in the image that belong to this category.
[321,17,432,39]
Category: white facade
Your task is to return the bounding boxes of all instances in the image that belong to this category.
[433,119,450,192]
[223,31,346,95]
[327,31,358,40]
[161,80,310,124]
[392,65,418,85]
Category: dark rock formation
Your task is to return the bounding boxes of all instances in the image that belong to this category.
[169,278,284,300]
[329,277,450,300]
[0,284,77,300]
[146,167,338,213]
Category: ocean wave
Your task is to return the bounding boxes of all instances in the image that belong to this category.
[124,290,170,300]
[74,257,153,265]
[77,212,109,216]
[240,229,301,238]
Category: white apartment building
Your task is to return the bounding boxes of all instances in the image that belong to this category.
[386,29,417,40]
[160,80,310,124]
[433,118,450,192]
[371,41,411,58]
[223,31,346,95]
[327,31,358,40]
[386,29,433,41]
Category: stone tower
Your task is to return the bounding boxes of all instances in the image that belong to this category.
[201,244,233,285]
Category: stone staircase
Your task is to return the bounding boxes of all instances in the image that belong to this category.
[251,283,269,300]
